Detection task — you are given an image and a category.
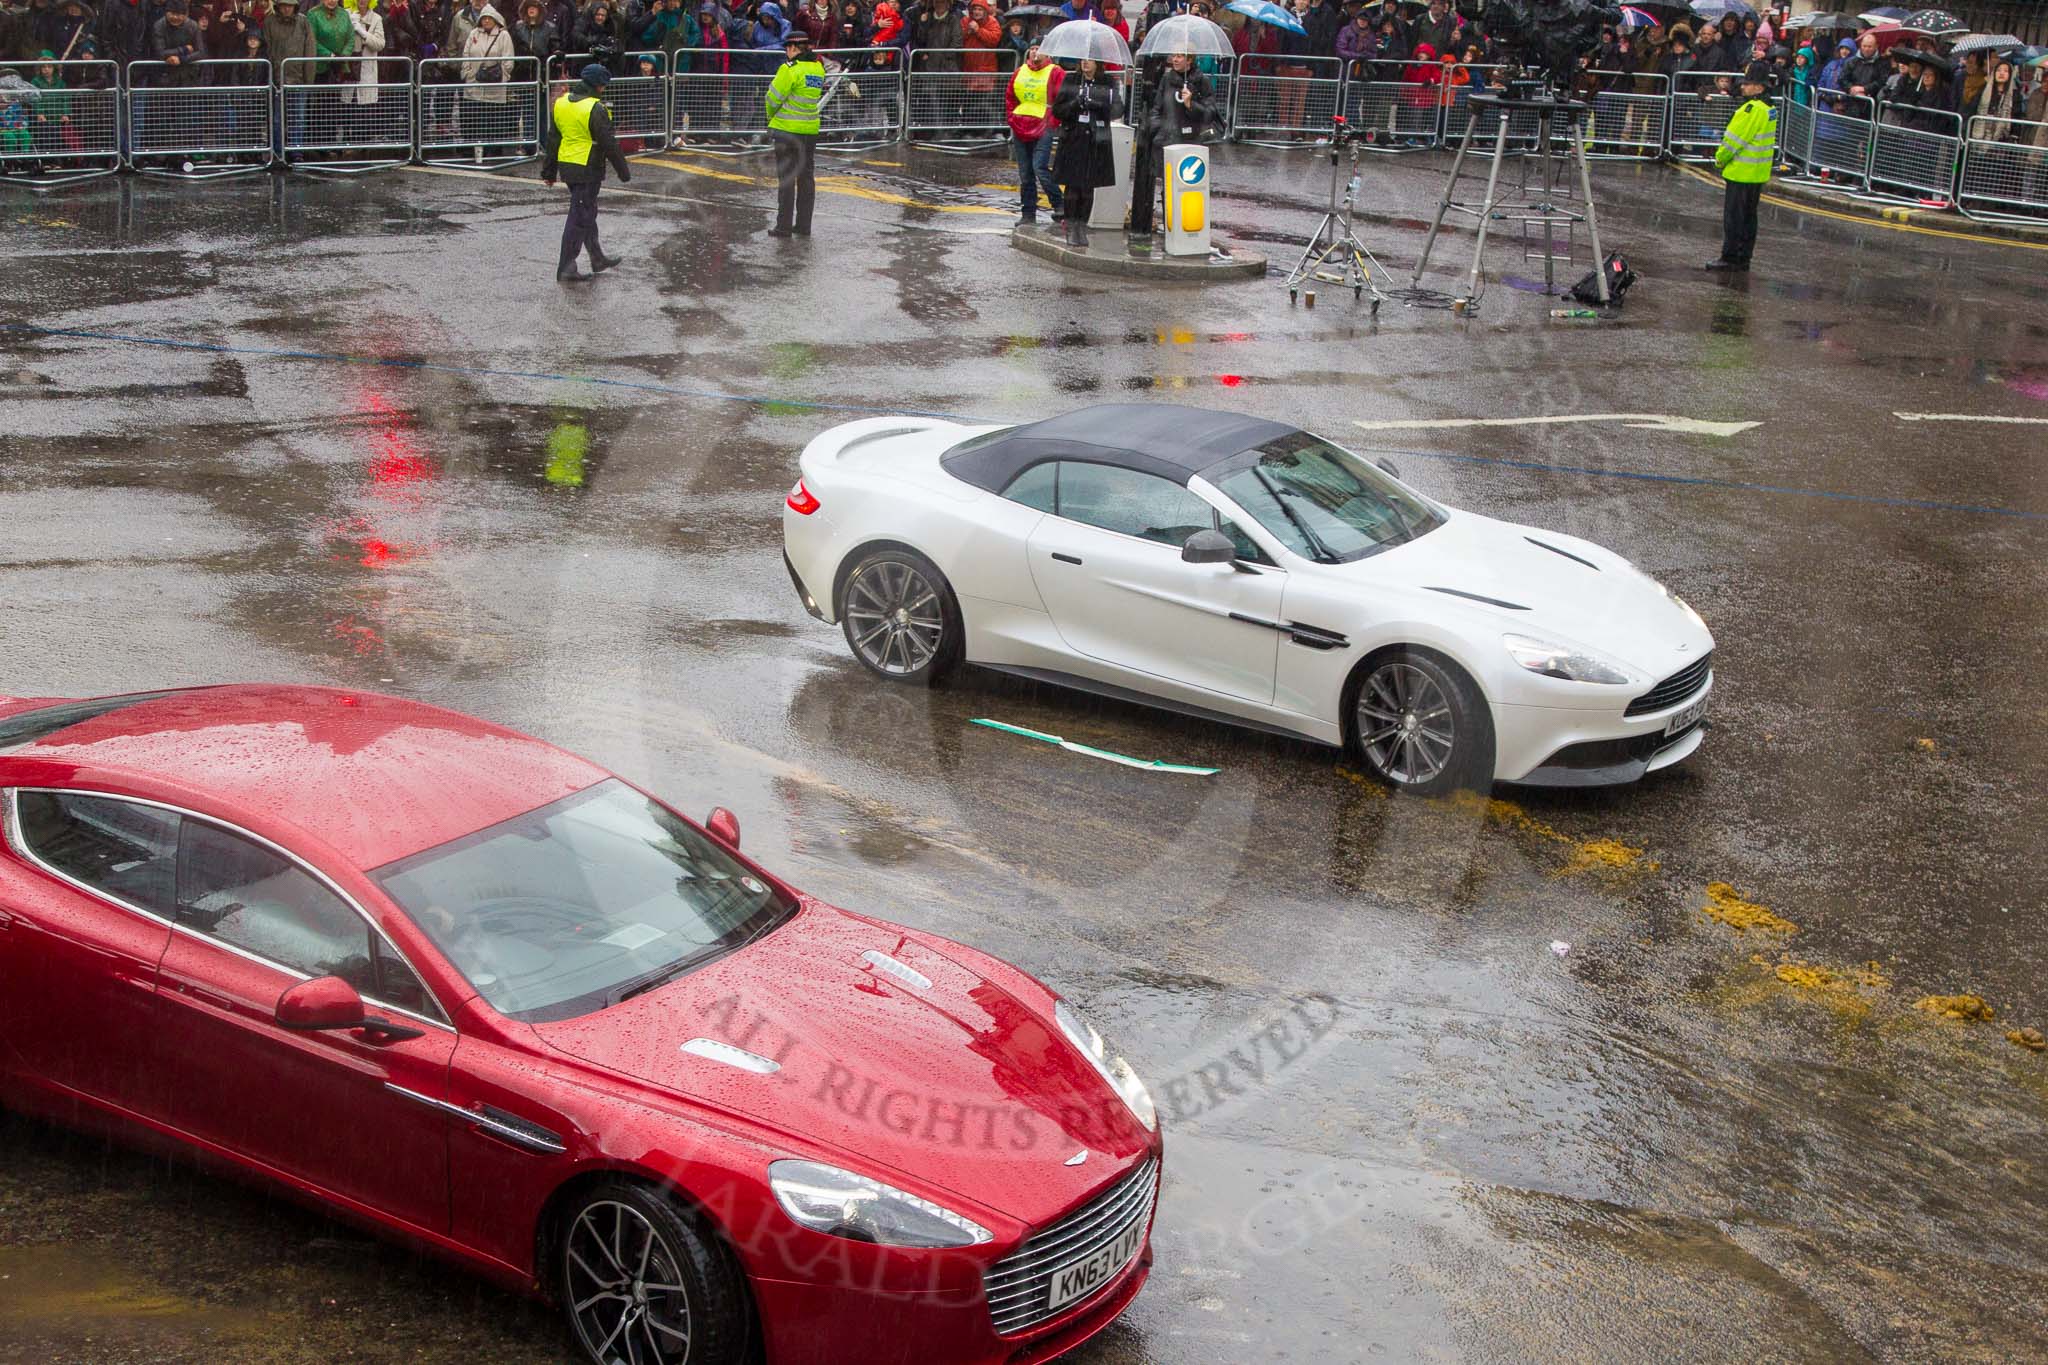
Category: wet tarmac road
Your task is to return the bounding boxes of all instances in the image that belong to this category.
[2,144,2046,1363]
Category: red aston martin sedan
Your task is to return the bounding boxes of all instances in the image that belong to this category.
[0,685,1162,1365]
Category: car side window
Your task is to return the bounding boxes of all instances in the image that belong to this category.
[13,791,181,919]
[1001,461,1057,512]
[1054,463,1218,548]
[175,819,378,999]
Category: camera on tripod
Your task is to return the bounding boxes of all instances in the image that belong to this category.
[1328,113,1353,151]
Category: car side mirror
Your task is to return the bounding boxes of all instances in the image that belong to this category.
[1375,457,1402,480]
[1181,528,1236,565]
[706,806,742,848]
[276,975,367,1032]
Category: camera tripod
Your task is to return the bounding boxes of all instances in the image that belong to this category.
[1284,119,1389,312]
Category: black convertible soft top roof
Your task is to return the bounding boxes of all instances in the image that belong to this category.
[939,404,1298,492]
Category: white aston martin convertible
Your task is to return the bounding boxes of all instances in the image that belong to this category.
[781,404,1713,793]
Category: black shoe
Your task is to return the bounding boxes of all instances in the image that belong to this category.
[1017,215,1036,227]
[1729,259,1751,271]
[557,267,592,283]
[1700,258,1738,271]
[590,252,623,273]
[766,225,794,238]
[792,226,811,237]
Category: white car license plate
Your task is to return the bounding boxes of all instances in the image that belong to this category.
[1665,693,1709,736]
[1045,1217,1146,1315]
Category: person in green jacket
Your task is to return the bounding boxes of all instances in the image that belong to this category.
[1704,61,1776,273]
[306,0,358,82]
[764,29,825,238]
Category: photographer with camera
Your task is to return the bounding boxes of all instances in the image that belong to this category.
[1128,48,1214,240]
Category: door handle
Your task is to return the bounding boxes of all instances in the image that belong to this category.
[166,978,236,1012]
[1051,552,1083,565]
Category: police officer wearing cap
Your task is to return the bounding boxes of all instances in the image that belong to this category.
[1704,61,1778,273]
[766,30,827,238]
[542,63,633,283]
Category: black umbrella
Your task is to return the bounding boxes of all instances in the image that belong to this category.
[1896,8,1966,37]
[1785,12,1860,34]
[1895,44,1952,70]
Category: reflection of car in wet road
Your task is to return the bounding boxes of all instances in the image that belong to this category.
[783,403,1716,794]
[0,685,1163,1365]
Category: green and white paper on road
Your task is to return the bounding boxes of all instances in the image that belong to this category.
[971,720,1219,775]
[1353,413,1761,437]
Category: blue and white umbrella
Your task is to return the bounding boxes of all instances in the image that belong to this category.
[1224,0,1307,35]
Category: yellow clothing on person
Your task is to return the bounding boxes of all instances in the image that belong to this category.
[1012,62,1053,121]
[1715,96,1777,184]
[552,92,601,167]
[766,57,827,134]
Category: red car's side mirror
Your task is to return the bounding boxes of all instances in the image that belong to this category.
[276,975,367,1031]
[706,807,741,849]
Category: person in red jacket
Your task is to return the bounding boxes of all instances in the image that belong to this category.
[1003,38,1062,225]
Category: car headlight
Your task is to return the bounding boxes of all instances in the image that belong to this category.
[1503,633,1634,686]
[768,1160,991,1248]
[1056,1000,1158,1132]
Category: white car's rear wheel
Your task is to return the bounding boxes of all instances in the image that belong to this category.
[1348,651,1492,795]
[840,549,960,685]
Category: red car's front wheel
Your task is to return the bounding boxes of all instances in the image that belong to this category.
[559,1180,751,1365]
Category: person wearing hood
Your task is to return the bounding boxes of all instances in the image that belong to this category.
[960,0,998,96]
[1788,42,1814,107]
[41,0,91,61]
[572,1,621,69]
[868,0,901,68]
[1704,60,1774,272]
[830,0,865,52]
[1004,36,1061,225]
[94,0,152,69]
[509,0,553,62]
[1336,8,1376,78]
[458,1,512,153]
[1817,35,1850,105]
[541,61,630,280]
[264,0,316,86]
[763,27,822,235]
[1972,54,2022,141]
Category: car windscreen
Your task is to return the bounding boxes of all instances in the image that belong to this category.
[0,691,188,752]
[371,780,795,1023]
[1209,431,1444,564]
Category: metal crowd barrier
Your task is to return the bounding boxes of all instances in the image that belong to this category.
[125,59,272,176]
[416,54,541,167]
[668,47,776,155]
[1231,53,1341,147]
[1666,69,1741,163]
[281,56,415,171]
[906,47,1016,152]
[1865,100,1962,205]
[1955,114,2048,223]
[816,47,906,149]
[0,58,121,186]
[548,52,669,153]
[1799,92,1877,185]
[1340,68,1445,151]
[1579,70,1667,160]
[1779,92,1814,172]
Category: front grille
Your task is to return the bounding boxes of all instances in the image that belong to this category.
[984,1157,1158,1337]
[1623,652,1713,717]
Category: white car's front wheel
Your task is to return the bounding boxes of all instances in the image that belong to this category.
[840,548,961,686]
[1347,650,1493,796]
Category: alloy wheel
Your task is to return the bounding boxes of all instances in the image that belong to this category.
[566,1200,694,1365]
[845,559,945,676]
[1357,661,1457,786]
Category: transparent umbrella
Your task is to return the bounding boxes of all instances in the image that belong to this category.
[1038,19,1135,65]
[1135,13,1235,58]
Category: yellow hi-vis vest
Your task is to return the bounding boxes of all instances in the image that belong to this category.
[553,92,600,166]
[1716,97,1777,184]
[766,58,827,134]
[1012,63,1053,121]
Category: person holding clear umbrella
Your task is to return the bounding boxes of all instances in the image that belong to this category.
[1051,54,1121,243]
[1128,12,1223,238]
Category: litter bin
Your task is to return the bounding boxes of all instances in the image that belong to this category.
[1162,142,1209,257]
[1090,121,1134,231]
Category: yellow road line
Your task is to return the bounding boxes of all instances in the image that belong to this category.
[640,155,1010,215]
[1674,162,2048,252]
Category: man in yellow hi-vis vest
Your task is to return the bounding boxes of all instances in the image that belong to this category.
[1704,62,1777,273]
[541,63,633,283]
[765,31,827,238]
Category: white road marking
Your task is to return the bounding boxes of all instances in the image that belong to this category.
[1894,412,2048,425]
[1352,414,1760,437]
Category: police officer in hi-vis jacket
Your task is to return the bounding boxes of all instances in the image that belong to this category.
[541,63,633,283]
[1703,62,1777,273]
